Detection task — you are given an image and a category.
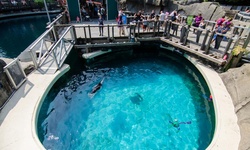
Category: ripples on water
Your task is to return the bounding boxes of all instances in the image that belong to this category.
[38,57,215,150]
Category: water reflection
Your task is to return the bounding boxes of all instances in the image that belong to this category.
[0,14,57,58]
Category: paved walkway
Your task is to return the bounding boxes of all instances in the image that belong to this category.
[0,64,70,150]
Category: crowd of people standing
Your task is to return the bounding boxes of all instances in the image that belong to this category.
[80,1,106,21]
[95,7,235,49]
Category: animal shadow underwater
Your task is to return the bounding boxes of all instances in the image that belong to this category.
[130,93,143,105]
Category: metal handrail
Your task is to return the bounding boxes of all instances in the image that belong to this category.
[46,13,63,29]
[29,27,54,50]
[48,26,73,68]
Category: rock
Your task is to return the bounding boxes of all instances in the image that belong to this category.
[220,64,250,150]
[178,2,224,20]
[0,59,14,109]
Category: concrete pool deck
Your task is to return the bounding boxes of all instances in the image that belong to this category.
[0,64,70,150]
[0,55,240,149]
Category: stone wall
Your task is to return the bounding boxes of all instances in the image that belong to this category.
[0,59,14,110]
[220,64,250,150]
[119,0,226,21]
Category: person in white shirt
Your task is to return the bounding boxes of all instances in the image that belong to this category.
[159,11,166,29]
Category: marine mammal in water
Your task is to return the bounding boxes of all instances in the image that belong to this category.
[88,78,105,98]
[130,93,143,105]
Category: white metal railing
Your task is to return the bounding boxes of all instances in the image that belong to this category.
[46,13,63,29]
[28,27,56,69]
[28,25,75,71]
[49,26,75,68]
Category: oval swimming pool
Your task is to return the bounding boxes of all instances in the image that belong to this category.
[37,45,215,149]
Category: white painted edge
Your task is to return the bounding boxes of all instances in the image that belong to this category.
[184,54,240,150]
[31,64,70,149]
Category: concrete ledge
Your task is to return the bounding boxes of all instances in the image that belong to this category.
[0,64,70,150]
[184,55,240,150]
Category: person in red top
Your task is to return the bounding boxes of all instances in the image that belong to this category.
[215,15,226,28]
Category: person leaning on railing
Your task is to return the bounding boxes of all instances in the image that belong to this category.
[212,22,231,49]
[192,13,203,33]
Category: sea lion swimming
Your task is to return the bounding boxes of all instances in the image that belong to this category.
[130,93,143,105]
[88,78,105,98]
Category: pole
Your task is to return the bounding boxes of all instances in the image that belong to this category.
[43,0,51,23]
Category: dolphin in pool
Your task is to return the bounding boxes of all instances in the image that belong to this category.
[130,93,143,105]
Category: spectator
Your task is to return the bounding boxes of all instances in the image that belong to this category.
[196,18,206,43]
[134,10,142,22]
[117,14,125,36]
[147,15,154,31]
[76,16,80,23]
[98,15,104,36]
[170,12,178,35]
[224,18,233,29]
[212,22,230,49]
[215,15,226,28]
[165,12,169,20]
[100,5,106,20]
[193,14,203,27]
[159,11,166,29]
[150,10,155,19]
[192,13,203,33]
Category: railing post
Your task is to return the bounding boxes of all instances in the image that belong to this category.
[88,25,92,43]
[29,50,38,69]
[233,25,240,34]
[166,21,172,39]
[83,26,87,43]
[52,50,59,69]
[200,29,209,50]
[164,21,168,36]
[157,21,160,36]
[133,24,136,38]
[183,26,189,46]
[107,25,110,42]
[211,23,215,31]
[52,26,58,41]
[180,25,186,43]
[196,28,202,43]
[112,25,114,40]
[243,30,250,48]
[223,36,233,57]
[239,26,245,36]
[71,26,77,43]
[137,21,140,38]
[205,30,215,54]
[153,21,157,37]
[129,24,131,40]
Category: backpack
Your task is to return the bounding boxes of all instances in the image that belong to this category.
[101,8,105,15]
[217,18,223,25]
[171,15,176,21]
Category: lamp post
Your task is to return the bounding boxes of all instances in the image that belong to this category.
[43,0,51,23]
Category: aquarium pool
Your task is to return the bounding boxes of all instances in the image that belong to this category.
[37,56,215,149]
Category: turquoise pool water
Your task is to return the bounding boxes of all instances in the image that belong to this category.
[0,15,56,58]
[38,54,215,149]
